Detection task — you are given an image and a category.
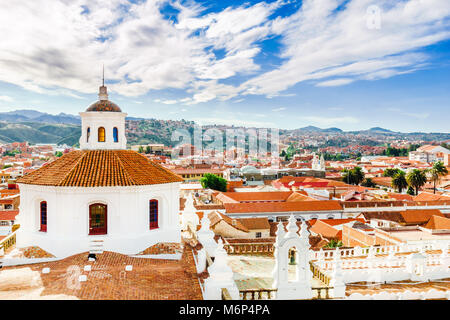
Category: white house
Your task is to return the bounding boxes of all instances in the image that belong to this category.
[15,83,184,257]
[409,145,450,163]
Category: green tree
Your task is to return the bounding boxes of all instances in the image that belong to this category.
[391,171,408,193]
[383,168,402,177]
[324,239,343,248]
[138,146,144,153]
[406,169,428,196]
[342,167,365,185]
[406,186,415,196]
[428,161,448,194]
[361,178,376,188]
[54,151,63,157]
[200,173,227,192]
[145,146,151,154]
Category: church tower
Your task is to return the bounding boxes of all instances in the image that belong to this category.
[79,74,127,150]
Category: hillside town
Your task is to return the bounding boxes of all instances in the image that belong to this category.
[1,103,449,300]
[0,0,450,308]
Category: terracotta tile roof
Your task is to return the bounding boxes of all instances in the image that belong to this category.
[16,150,183,187]
[359,209,444,225]
[172,168,223,174]
[358,211,406,224]
[0,210,19,221]
[424,215,450,230]
[216,191,293,203]
[312,218,366,227]
[371,177,392,187]
[0,247,203,300]
[414,192,450,201]
[388,193,414,201]
[223,200,343,214]
[400,209,444,225]
[309,220,341,240]
[286,192,317,202]
[236,217,271,230]
[208,211,249,232]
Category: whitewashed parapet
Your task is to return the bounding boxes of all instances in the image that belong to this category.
[347,289,450,300]
[309,241,450,261]
[197,214,218,258]
[272,215,314,300]
[203,239,240,300]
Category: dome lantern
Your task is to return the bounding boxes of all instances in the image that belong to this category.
[79,71,127,150]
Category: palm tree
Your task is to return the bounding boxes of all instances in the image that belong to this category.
[342,167,365,185]
[352,167,365,185]
[428,161,448,194]
[391,171,408,193]
[325,239,343,248]
[361,178,376,188]
[406,169,428,196]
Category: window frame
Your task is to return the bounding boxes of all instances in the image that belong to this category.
[149,199,159,230]
[89,203,108,235]
[40,201,47,232]
[98,127,106,142]
[113,127,119,143]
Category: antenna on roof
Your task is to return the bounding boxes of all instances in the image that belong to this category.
[102,64,105,86]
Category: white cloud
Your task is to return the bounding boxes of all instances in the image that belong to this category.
[316,78,354,87]
[155,99,178,105]
[240,0,450,97]
[0,95,14,102]
[272,107,286,112]
[0,0,448,105]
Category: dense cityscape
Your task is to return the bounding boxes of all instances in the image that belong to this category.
[0,0,449,310]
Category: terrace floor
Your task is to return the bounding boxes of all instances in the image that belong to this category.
[0,245,203,300]
[226,254,326,291]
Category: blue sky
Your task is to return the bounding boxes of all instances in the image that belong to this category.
[0,0,449,132]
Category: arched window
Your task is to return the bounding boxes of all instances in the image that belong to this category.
[40,201,47,232]
[98,127,105,142]
[87,127,90,142]
[113,127,118,143]
[149,199,158,230]
[89,203,107,235]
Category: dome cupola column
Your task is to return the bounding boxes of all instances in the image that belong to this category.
[79,81,127,150]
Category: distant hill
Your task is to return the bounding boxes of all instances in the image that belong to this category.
[0,122,80,145]
[0,110,81,125]
[0,109,448,147]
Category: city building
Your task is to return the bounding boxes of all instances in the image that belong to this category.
[14,82,183,257]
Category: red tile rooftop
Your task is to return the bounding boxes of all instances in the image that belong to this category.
[224,200,343,214]
[0,246,203,300]
[0,210,19,221]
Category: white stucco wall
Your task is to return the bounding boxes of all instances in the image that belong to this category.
[79,111,127,150]
[16,182,181,257]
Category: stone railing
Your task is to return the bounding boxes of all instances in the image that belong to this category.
[223,243,274,256]
[309,242,449,261]
[0,232,16,254]
[239,289,277,300]
[310,261,331,286]
[312,286,333,299]
[316,254,446,271]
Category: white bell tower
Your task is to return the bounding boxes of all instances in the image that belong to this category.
[79,72,127,150]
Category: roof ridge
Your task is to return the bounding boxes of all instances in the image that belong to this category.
[111,150,138,186]
[58,150,89,186]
